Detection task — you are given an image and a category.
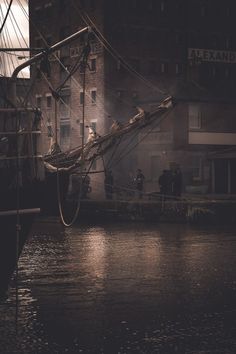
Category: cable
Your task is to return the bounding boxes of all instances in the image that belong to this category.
[18,0,111,119]
[113,107,175,166]
[72,1,167,95]
[0,0,13,35]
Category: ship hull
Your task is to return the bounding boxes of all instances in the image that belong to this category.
[0,213,35,298]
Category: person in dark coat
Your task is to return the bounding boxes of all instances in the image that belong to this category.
[135,169,145,198]
[104,170,114,199]
[173,167,182,197]
[158,170,168,198]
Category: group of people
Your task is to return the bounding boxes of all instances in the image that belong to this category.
[158,168,182,198]
[103,167,183,200]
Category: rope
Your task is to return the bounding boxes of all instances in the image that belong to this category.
[0,0,13,35]
[111,107,175,166]
[15,111,21,334]
[56,45,91,227]
[73,1,167,96]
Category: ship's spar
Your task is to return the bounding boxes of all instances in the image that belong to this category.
[44,95,173,174]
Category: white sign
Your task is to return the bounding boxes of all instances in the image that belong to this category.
[188,48,236,64]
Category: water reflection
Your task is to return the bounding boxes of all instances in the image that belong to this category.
[0,221,235,353]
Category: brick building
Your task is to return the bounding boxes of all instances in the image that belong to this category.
[29,0,236,196]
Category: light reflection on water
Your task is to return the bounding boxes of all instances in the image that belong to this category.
[0,222,236,353]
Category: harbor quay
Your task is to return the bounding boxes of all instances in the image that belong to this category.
[63,194,236,224]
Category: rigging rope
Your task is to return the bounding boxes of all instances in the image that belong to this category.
[56,42,92,227]
[73,1,167,96]
[0,0,13,35]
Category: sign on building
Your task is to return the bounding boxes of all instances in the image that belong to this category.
[188,48,236,64]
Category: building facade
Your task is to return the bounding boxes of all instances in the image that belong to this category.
[29,0,236,196]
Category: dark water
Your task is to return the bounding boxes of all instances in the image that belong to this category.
[0,221,236,354]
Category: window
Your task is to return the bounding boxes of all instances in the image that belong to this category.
[44,2,53,17]
[59,96,70,118]
[80,92,84,105]
[36,68,41,79]
[91,90,96,104]
[60,123,70,139]
[200,5,206,17]
[175,63,183,75]
[90,0,95,10]
[189,105,201,129]
[148,0,155,10]
[46,95,52,109]
[80,123,84,137]
[36,95,42,109]
[90,58,96,72]
[160,1,165,12]
[117,60,121,70]
[91,121,96,132]
[160,62,168,74]
[191,156,202,180]
[91,159,97,171]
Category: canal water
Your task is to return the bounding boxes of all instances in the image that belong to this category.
[0,221,236,353]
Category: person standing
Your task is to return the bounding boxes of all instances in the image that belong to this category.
[104,169,114,199]
[173,167,182,197]
[135,169,145,199]
[158,170,168,201]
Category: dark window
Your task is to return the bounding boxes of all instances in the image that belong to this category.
[80,92,84,105]
[90,0,95,10]
[160,62,168,74]
[160,1,165,12]
[44,2,53,17]
[91,122,96,132]
[60,123,70,139]
[36,68,41,79]
[91,90,96,104]
[200,5,206,17]
[80,123,84,136]
[91,159,97,171]
[175,63,184,75]
[90,58,96,72]
[46,95,52,108]
[36,96,42,108]
[59,96,70,118]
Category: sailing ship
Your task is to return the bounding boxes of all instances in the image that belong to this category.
[0,107,43,299]
[0,22,173,296]
[0,27,91,298]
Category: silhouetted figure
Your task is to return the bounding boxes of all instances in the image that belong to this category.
[82,174,91,199]
[158,170,168,199]
[173,167,182,197]
[135,169,145,199]
[104,170,114,199]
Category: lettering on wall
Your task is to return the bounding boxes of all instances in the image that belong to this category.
[188,48,236,64]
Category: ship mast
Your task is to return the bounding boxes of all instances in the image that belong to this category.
[7,26,90,105]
